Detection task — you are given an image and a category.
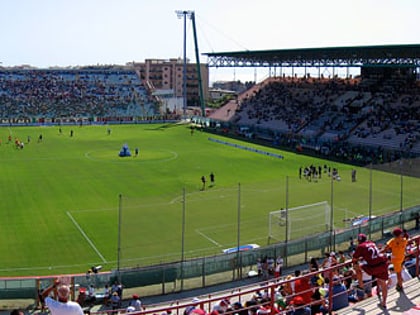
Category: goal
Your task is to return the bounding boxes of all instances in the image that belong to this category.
[268,201,331,242]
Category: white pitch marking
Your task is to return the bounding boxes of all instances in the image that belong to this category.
[195,229,223,247]
[67,211,107,263]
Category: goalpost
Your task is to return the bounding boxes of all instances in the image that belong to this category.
[268,201,331,242]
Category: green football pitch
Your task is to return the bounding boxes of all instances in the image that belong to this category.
[1,123,419,276]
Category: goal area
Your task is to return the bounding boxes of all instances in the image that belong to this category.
[268,201,331,242]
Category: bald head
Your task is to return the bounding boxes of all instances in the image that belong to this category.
[57,285,70,302]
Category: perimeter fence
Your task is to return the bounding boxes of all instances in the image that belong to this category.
[0,207,418,301]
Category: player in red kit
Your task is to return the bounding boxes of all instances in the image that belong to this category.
[352,233,389,309]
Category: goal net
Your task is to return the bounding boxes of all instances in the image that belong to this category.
[268,201,331,242]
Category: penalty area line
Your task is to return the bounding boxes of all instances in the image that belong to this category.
[195,229,223,248]
[66,211,108,263]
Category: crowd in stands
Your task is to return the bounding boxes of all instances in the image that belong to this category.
[228,75,420,163]
[0,69,158,120]
[17,229,418,315]
[176,231,418,315]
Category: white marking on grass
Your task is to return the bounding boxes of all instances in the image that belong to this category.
[169,186,283,204]
[66,211,107,263]
[195,229,223,247]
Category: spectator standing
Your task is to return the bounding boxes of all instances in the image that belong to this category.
[352,233,388,309]
[275,255,284,278]
[110,292,121,311]
[103,284,111,306]
[256,258,262,276]
[41,279,83,315]
[293,270,312,306]
[348,237,356,253]
[382,227,408,291]
[87,284,96,305]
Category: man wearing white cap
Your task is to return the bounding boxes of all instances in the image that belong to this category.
[41,279,84,315]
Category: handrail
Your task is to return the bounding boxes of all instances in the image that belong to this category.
[90,234,419,315]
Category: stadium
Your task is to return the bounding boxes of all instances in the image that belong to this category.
[1,9,420,315]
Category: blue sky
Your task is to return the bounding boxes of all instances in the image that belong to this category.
[1,0,419,82]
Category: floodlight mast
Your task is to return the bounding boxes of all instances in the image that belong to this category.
[175,10,191,116]
[190,12,206,117]
[175,10,206,117]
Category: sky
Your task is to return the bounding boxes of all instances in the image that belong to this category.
[0,0,419,83]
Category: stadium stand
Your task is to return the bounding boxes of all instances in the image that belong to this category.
[208,75,420,166]
[0,68,159,122]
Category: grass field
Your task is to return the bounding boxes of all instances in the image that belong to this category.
[1,123,419,276]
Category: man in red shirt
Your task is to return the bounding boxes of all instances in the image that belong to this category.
[293,270,313,305]
[352,233,389,309]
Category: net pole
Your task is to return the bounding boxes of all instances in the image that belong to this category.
[368,163,373,239]
[117,193,122,282]
[285,176,289,266]
[400,159,404,230]
[329,177,334,252]
[236,182,241,279]
[181,187,186,290]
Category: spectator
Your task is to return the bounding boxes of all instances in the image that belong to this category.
[323,275,349,312]
[103,284,111,306]
[184,297,201,315]
[382,227,408,291]
[309,257,319,272]
[310,284,326,314]
[211,298,231,314]
[110,292,121,311]
[87,285,96,305]
[288,296,311,315]
[388,264,412,289]
[127,294,144,312]
[275,255,284,278]
[404,253,418,278]
[293,270,312,306]
[41,279,83,315]
[352,233,388,309]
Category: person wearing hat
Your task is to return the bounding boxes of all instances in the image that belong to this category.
[382,227,408,292]
[211,298,231,314]
[41,279,84,315]
[128,294,144,312]
[184,298,201,315]
[352,233,389,309]
[110,291,121,311]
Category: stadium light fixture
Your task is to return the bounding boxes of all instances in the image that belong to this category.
[175,10,194,116]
